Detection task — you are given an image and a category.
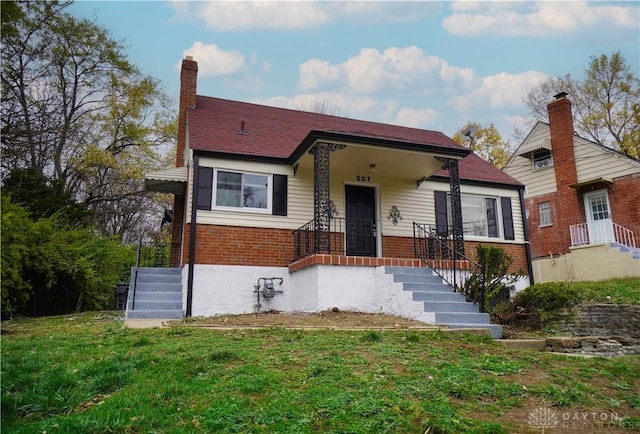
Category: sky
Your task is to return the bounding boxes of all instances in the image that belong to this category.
[69,1,640,146]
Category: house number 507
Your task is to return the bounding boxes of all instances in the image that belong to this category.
[356,175,371,182]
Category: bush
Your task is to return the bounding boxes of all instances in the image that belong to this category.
[512,282,581,312]
[1,194,135,317]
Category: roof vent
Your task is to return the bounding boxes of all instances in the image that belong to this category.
[554,91,568,100]
[237,121,248,135]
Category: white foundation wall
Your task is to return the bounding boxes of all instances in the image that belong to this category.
[190,265,291,317]
[187,264,435,322]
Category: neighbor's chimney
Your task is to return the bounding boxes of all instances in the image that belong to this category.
[177,56,198,167]
[547,92,577,187]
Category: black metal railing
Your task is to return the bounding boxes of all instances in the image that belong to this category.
[131,240,171,311]
[413,222,486,312]
[292,217,374,261]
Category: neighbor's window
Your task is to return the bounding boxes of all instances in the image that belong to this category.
[532,149,553,171]
[215,170,268,209]
[539,201,552,226]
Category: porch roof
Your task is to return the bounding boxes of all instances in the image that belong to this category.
[145,167,188,194]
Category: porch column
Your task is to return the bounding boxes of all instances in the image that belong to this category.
[310,142,346,253]
[311,142,331,253]
[438,157,464,256]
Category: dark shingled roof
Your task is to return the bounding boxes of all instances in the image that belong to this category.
[187,96,523,187]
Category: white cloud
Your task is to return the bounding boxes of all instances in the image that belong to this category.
[252,92,399,122]
[180,42,244,77]
[448,71,549,111]
[443,1,639,36]
[170,1,329,31]
[299,46,478,94]
[393,107,440,129]
[169,1,438,31]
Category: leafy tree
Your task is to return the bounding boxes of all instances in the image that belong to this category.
[1,194,135,317]
[1,1,176,241]
[2,167,88,223]
[452,122,511,168]
[523,52,640,159]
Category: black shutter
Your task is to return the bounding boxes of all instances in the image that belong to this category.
[501,197,515,240]
[196,166,213,210]
[272,174,288,216]
[486,198,498,238]
[434,191,448,236]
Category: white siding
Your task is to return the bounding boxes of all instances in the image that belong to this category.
[186,157,525,244]
[574,137,640,182]
[504,124,557,198]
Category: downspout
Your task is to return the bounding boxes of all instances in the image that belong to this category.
[186,154,200,317]
[519,187,534,285]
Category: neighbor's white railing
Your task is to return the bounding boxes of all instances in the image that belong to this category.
[569,222,636,248]
[613,222,636,248]
[570,223,590,247]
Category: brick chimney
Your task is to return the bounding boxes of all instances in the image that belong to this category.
[548,92,577,187]
[547,92,584,254]
[177,56,198,167]
[170,56,198,267]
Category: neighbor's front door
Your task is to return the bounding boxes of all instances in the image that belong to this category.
[345,185,377,257]
[584,189,613,244]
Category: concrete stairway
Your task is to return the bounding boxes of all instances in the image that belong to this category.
[126,267,183,320]
[610,242,640,259]
[385,266,502,338]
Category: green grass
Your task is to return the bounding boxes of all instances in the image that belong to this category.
[574,277,640,305]
[2,312,639,433]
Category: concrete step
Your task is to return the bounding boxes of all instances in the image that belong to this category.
[135,272,182,284]
[126,309,183,320]
[412,291,467,302]
[392,274,444,284]
[135,267,182,276]
[385,266,435,275]
[132,300,182,310]
[133,291,182,302]
[423,301,479,313]
[446,323,503,339]
[132,282,182,292]
[402,282,452,292]
[435,311,491,324]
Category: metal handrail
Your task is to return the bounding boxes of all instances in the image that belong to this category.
[130,240,171,311]
[413,222,486,312]
[292,217,374,261]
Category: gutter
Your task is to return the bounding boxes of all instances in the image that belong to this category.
[186,154,200,317]
[518,187,535,285]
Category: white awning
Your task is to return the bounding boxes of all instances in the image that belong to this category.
[516,137,552,158]
[145,167,188,194]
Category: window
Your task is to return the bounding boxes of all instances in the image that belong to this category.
[532,149,553,171]
[196,166,288,216]
[539,201,552,226]
[216,170,268,209]
[458,195,499,238]
[435,191,515,240]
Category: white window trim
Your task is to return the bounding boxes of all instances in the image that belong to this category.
[448,193,504,241]
[539,201,552,227]
[212,168,272,214]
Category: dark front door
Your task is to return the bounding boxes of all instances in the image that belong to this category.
[345,185,376,257]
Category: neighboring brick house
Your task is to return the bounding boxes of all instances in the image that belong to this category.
[135,57,531,336]
[503,93,640,282]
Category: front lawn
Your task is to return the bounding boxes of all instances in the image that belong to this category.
[2,312,639,433]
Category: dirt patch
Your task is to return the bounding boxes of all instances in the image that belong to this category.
[175,309,435,329]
